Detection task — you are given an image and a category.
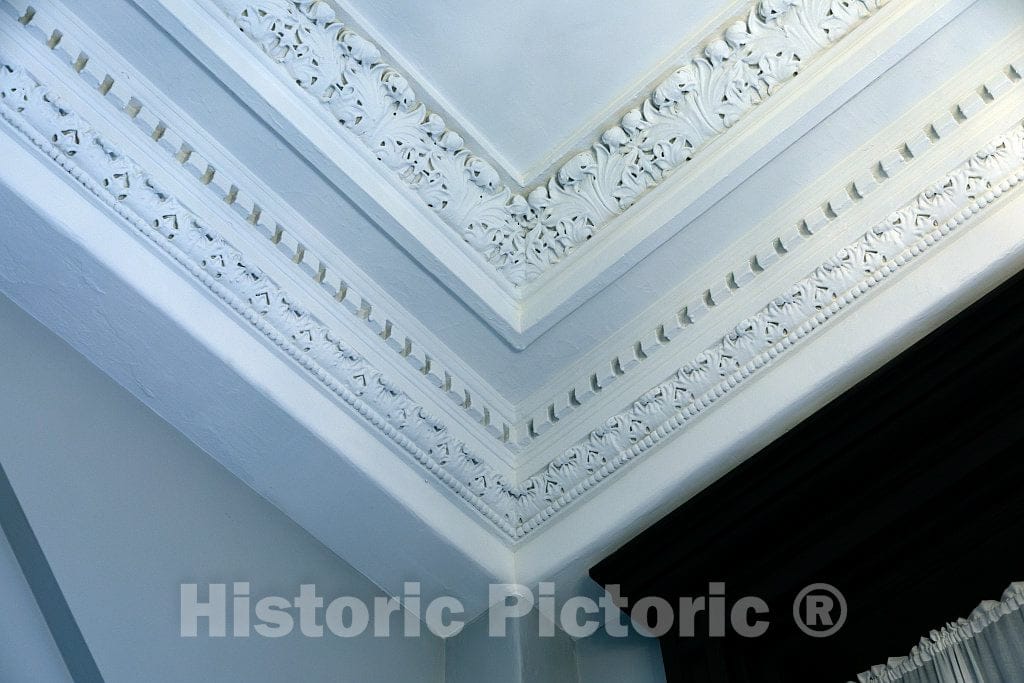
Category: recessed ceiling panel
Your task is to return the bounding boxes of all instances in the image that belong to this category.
[337,0,741,184]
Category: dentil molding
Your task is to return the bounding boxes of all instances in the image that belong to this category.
[3,51,1022,540]
[214,0,888,286]
[2,0,524,451]
[513,45,1024,454]
[0,61,525,536]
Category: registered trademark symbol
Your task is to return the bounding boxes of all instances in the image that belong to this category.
[793,583,847,638]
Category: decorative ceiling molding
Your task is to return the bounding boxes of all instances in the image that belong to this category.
[510,120,1024,536]
[0,62,528,535]
[10,0,1018,459]
[215,0,887,286]
[18,0,999,458]
[5,50,1022,541]
[3,0,521,448]
[511,50,1024,449]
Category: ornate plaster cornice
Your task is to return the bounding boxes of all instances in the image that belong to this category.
[4,57,1022,540]
[12,0,1020,459]
[12,0,1019,458]
[0,62,522,537]
[512,124,1024,534]
[512,53,1024,446]
[4,0,520,447]
[215,0,888,286]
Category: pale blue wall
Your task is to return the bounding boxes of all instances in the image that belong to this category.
[0,263,666,683]
[444,607,666,683]
[0,293,445,683]
[445,610,579,683]
[575,627,667,683]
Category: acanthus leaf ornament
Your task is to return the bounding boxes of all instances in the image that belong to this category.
[216,0,888,286]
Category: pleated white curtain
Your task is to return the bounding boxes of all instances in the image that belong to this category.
[855,583,1024,682]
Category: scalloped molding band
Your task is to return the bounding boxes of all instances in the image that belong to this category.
[215,0,888,286]
[4,58,1022,540]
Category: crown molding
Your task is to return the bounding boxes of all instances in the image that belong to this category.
[6,96,1022,614]
[1,0,530,457]
[209,0,890,287]
[508,37,1024,461]
[0,117,513,621]
[134,0,974,349]
[130,0,528,342]
[7,0,1015,462]
[0,59,537,530]
[510,0,979,336]
[4,41,1022,543]
[509,119,1024,536]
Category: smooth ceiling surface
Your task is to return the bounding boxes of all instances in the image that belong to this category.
[336,0,740,183]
